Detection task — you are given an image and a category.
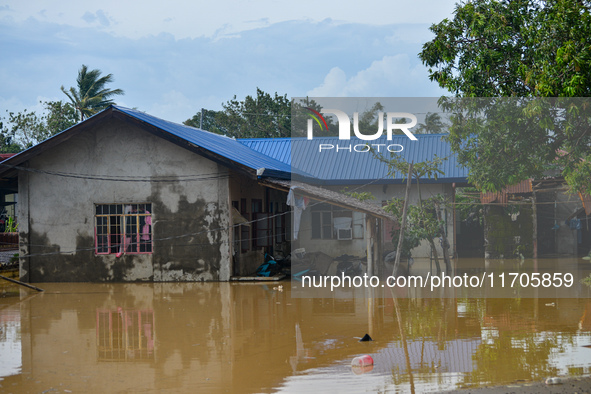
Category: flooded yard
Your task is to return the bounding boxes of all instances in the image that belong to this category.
[1,261,591,393]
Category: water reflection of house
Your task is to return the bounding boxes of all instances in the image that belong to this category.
[96,308,155,361]
[0,302,21,378]
[4,284,591,393]
[312,338,482,375]
[0,106,467,282]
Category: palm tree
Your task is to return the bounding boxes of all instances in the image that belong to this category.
[61,65,124,121]
[416,112,446,134]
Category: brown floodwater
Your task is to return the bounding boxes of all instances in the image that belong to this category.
[1,264,591,393]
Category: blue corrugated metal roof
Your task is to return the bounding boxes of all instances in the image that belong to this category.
[0,105,466,184]
[240,135,468,184]
[112,106,294,179]
[239,138,291,164]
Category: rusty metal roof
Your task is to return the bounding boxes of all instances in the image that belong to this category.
[480,179,533,205]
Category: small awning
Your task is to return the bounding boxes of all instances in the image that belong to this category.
[259,178,398,221]
[231,207,250,226]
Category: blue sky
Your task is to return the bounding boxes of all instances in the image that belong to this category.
[0,0,457,123]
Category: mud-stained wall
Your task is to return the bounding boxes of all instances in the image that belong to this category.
[18,118,231,282]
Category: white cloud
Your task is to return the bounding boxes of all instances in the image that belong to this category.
[307,54,446,97]
[307,68,349,97]
[1,0,457,39]
[0,15,449,124]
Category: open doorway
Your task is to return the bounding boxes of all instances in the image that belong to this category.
[454,187,485,258]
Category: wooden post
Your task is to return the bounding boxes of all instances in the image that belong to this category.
[375,219,383,278]
[0,274,44,292]
[452,183,457,259]
[532,191,538,259]
[366,216,373,277]
[393,162,414,276]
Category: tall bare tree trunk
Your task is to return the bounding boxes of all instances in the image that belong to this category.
[434,199,452,275]
[417,178,441,275]
[393,162,414,276]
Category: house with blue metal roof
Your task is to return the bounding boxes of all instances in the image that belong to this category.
[240,135,468,185]
[240,135,467,265]
[0,106,467,282]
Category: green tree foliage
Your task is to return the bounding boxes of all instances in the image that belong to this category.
[44,100,78,135]
[0,101,78,151]
[185,90,337,138]
[354,102,385,136]
[454,186,484,225]
[1,109,43,151]
[61,64,124,121]
[420,0,591,97]
[184,108,223,134]
[420,0,591,194]
[377,152,452,274]
[185,88,291,138]
[441,97,591,194]
[383,198,423,259]
[0,117,22,153]
[416,112,447,134]
[341,187,376,202]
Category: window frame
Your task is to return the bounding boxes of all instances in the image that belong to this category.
[311,203,364,240]
[95,203,153,255]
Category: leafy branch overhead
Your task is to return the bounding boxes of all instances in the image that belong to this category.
[420,0,591,97]
[420,0,591,194]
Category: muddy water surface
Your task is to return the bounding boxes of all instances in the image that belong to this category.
[0,273,591,392]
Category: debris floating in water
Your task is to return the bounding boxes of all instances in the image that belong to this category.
[545,377,562,385]
[351,355,374,374]
[359,334,373,342]
[351,355,373,367]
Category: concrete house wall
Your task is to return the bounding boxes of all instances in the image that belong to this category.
[18,117,231,282]
[296,183,455,259]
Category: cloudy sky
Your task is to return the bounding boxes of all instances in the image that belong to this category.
[0,0,457,123]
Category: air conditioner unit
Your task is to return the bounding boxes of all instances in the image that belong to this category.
[337,228,352,240]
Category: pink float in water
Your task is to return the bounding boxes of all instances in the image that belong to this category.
[351,355,374,374]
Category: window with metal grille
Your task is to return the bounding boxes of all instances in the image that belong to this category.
[95,203,152,255]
